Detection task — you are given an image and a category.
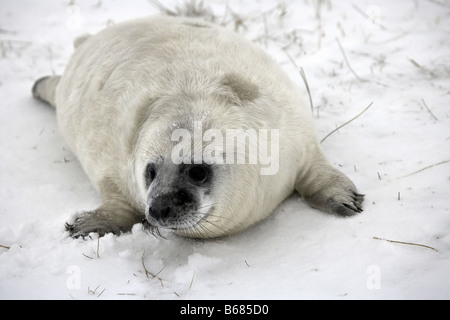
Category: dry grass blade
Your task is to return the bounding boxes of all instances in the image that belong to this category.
[421,98,438,121]
[97,288,106,298]
[397,159,450,179]
[299,67,314,114]
[320,102,374,143]
[336,37,367,82]
[189,271,196,290]
[147,0,177,15]
[352,4,386,30]
[88,285,105,298]
[284,50,314,114]
[373,237,438,252]
[409,58,435,77]
[141,252,165,286]
[148,0,216,22]
[141,252,152,278]
[97,231,100,258]
[0,244,10,250]
[315,0,324,49]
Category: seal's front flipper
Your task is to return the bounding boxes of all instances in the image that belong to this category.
[305,187,364,217]
[295,158,364,217]
[65,202,143,238]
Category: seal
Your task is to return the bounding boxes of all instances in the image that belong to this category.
[32,15,364,238]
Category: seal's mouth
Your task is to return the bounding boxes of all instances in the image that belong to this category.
[142,202,217,238]
[144,212,204,231]
[141,214,209,239]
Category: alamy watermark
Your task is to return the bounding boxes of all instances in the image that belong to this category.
[366,265,381,290]
[66,265,81,290]
[170,121,280,176]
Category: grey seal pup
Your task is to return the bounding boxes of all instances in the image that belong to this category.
[32,15,363,238]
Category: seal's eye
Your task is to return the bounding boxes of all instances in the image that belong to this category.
[145,163,156,187]
[187,165,209,184]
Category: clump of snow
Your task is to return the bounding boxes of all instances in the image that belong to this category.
[1,0,449,299]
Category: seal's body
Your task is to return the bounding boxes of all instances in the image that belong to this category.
[32,16,363,238]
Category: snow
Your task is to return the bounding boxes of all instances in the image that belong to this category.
[1,0,450,300]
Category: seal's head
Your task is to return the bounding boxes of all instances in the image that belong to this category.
[137,106,238,239]
[132,73,286,238]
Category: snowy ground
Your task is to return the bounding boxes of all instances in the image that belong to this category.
[1,0,450,300]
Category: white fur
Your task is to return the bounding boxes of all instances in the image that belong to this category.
[35,15,363,238]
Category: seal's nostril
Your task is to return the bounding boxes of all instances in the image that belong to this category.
[159,206,171,218]
[149,200,172,220]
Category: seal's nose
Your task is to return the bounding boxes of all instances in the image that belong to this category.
[146,188,195,227]
[148,198,172,221]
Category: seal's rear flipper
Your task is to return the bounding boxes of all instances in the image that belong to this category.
[32,75,61,108]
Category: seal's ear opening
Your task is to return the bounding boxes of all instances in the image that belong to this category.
[220,73,260,105]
